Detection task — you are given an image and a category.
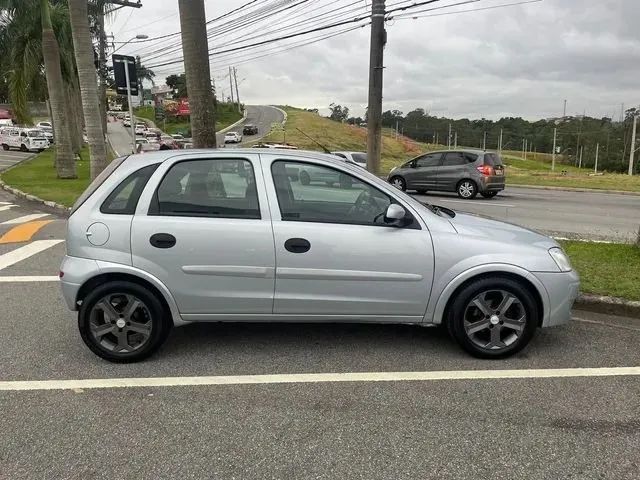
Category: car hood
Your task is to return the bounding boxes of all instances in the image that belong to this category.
[446,211,557,248]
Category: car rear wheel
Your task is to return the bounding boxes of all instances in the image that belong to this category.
[447,277,538,359]
[457,180,478,199]
[299,170,311,185]
[78,281,172,363]
[1,144,8,150]
[20,144,28,152]
[390,176,406,191]
[481,191,498,198]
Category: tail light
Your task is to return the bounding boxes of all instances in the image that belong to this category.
[476,165,494,176]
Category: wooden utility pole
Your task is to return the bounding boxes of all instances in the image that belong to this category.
[233,67,241,113]
[629,114,638,176]
[594,142,599,173]
[229,66,234,104]
[366,0,385,175]
[551,127,557,171]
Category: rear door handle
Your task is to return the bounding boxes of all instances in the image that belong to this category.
[150,233,176,249]
[284,238,310,253]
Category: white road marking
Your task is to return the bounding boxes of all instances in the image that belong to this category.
[0,202,12,205]
[1,213,49,225]
[0,204,17,212]
[432,199,516,207]
[0,275,59,282]
[573,317,640,333]
[0,239,64,270]
[1,367,639,392]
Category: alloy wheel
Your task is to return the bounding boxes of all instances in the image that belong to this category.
[462,289,527,351]
[88,293,153,353]
[459,181,475,198]
[391,178,404,190]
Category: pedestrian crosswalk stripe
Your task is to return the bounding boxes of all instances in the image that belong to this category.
[0,275,59,282]
[0,220,53,244]
[0,204,17,212]
[0,239,64,270]
[1,213,49,225]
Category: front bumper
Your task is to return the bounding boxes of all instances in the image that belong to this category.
[532,269,580,327]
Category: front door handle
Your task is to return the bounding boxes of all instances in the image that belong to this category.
[150,233,176,249]
[284,238,310,253]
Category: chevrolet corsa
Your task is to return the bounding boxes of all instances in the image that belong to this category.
[60,149,579,362]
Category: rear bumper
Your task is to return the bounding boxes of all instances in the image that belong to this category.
[532,270,580,327]
[480,175,505,192]
[59,255,101,311]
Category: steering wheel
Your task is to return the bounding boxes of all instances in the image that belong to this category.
[348,190,380,221]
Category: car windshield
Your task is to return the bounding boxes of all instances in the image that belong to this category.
[352,153,367,164]
[27,130,44,137]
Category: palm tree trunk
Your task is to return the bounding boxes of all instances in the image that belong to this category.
[40,0,75,178]
[67,82,81,154]
[178,0,216,148]
[68,0,108,179]
[97,4,108,136]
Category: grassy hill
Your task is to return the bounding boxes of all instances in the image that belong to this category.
[261,107,640,193]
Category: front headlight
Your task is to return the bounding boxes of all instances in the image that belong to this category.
[548,247,572,272]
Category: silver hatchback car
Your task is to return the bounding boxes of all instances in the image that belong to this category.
[61,149,579,362]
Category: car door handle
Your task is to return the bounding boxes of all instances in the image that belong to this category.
[284,238,310,253]
[150,233,176,249]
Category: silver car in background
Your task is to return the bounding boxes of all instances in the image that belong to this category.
[60,149,579,363]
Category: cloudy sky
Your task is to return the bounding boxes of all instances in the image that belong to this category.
[107,0,639,120]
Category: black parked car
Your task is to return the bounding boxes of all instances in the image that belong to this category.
[242,124,258,135]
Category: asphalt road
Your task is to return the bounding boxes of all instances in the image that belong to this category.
[0,149,34,172]
[412,186,640,242]
[221,104,285,146]
[0,187,639,479]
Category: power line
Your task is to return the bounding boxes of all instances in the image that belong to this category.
[390,0,542,19]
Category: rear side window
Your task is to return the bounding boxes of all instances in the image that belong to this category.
[150,158,260,219]
[442,152,468,166]
[100,163,160,214]
[484,153,503,166]
[70,156,128,215]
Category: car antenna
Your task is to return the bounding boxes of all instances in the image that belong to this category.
[295,128,332,154]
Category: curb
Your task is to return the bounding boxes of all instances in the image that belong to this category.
[574,294,640,319]
[0,179,71,217]
[507,184,640,196]
[271,106,288,126]
[217,109,248,135]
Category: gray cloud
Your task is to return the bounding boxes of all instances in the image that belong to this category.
[110,0,639,120]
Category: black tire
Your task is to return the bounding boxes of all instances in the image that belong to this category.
[20,144,28,152]
[446,276,538,359]
[78,281,172,363]
[2,144,9,150]
[456,179,478,199]
[299,170,311,185]
[481,191,498,199]
[389,176,406,191]
[416,189,427,195]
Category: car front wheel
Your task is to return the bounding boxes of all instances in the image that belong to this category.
[457,180,478,199]
[447,277,538,359]
[389,176,406,191]
[78,281,172,363]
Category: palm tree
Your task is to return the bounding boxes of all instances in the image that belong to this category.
[178,0,216,148]
[68,0,107,179]
[0,0,76,178]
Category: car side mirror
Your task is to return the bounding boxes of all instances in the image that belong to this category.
[409,161,417,168]
[384,204,407,227]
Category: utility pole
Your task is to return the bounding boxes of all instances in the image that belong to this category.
[366,0,385,175]
[233,67,241,113]
[594,142,599,173]
[629,114,638,176]
[498,129,503,154]
[578,146,583,168]
[522,138,525,160]
[551,127,557,171]
[447,123,451,149]
[228,66,234,104]
[482,131,486,151]
[454,131,457,148]
[563,99,567,117]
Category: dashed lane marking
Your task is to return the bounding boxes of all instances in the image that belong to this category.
[0,204,17,212]
[1,213,50,225]
[0,220,53,244]
[1,367,639,392]
[0,239,64,270]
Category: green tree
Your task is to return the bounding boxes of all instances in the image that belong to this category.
[329,103,349,122]
[166,73,187,98]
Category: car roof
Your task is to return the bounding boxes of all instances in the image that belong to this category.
[122,148,349,168]
[332,151,366,155]
[425,149,486,155]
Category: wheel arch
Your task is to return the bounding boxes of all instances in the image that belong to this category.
[75,271,186,327]
[429,265,549,327]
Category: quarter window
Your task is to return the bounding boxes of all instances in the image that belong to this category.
[442,152,468,166]
[271,160,394,227]
[101,164,159,214]
[151,158,260,219]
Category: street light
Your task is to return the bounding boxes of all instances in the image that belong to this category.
[112,34,148,54]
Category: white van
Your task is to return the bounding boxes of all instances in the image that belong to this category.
[0,127,49,152]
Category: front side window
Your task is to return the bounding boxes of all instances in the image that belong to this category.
[416,153,442,168]
[151,158,260,219]
[272,160,395,226]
